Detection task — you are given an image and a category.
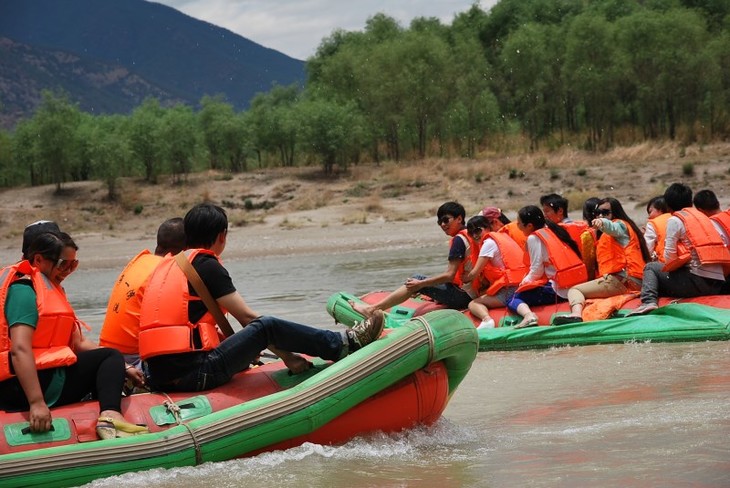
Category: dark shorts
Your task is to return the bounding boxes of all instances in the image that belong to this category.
[413,274,472,310]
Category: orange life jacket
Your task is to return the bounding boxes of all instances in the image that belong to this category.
[498,221,527,251]
[559,221,588,249]
[99,250,163,354]
[138,249,225,361]
[518,227,588,292]
[663,207,730,274]
[710,210,730,248]
[648,212,670,262]
[0,261,77,382]
[481,232,528,295]
[451,229,477,296]
[596,219,646,279]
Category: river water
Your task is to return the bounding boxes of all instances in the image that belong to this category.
[62,244,730,487]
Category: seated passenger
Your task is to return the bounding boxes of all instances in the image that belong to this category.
[540,193,587,247]
[99,218,185,370]
[629,183,730,315]
[479,206,527,250]
[0,232,148,440]
[507,206,587,328]
[555,198,651,325]
[644,196,671,262]
[579,197,601,281]
[139,203,384,392]
[463,216,527,329]
[351,202,476,317]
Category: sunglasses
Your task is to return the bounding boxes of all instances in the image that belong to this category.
[57,258,79,272]
[437,216,454,226]
[596,208,612,216]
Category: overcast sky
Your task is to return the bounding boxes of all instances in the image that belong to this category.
[154,0,498,60]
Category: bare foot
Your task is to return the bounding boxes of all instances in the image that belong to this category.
[349,300,376,317]
[513,313,538,329]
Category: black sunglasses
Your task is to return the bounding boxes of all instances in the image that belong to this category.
[596,208,612,216]
[437,216,454,226]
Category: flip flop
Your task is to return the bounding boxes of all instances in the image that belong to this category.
[96,417,150,440]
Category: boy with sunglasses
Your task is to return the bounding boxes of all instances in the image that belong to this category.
[351,201,476,317]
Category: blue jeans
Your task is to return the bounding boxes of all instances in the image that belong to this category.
[146,316,346,392]
[507,284,563,313]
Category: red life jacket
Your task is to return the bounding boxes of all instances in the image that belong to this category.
[648,212,671,262]
[710,210,730,248]
[451,229,477,296]
[138,250,225,361]
[596,219,646,279]
[559,221,588,249]
[663,207,730,274]
[0,261,77,382]
[518,227,588,292]
[99,250,163,355]
[498,221,527,250]
[481,232,528,295]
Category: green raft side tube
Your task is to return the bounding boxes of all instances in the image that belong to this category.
[478,303,730,351]
[327,291,418,328]
[0,310,477,488]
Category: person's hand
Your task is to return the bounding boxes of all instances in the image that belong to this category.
[591,218,605,230]
[125,365,146,388]
[28,400,52,433]
[404,277,423,292]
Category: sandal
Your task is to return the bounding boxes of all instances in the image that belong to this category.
[514,313,539,329]
[96,417,150,440]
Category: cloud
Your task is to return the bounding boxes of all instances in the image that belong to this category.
[155,0,493,60]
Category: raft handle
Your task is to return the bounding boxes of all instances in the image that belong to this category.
[21,425,54,435]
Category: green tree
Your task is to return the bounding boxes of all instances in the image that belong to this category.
[80,114,132,200]
[156,105,198,183]
[198,95,236,170]
[33,90,81,191]
[563,13,620,149]
[11,119,40,185]
[500,23,557,150]
[247,85,299,167]
[128,98,165,183]
[296,98,364,175]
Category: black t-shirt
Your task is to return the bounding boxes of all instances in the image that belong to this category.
[187,253,237,324]
[145,253,237,383]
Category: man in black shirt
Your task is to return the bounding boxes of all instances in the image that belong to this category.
[142,203,384,392]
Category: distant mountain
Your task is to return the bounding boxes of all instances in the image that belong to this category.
[0,0,306,130]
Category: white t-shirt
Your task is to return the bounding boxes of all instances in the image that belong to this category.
[665,216,725,281]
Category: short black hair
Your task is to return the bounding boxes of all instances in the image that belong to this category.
[664,183,693,212]
[540,193,569,215]
[646,196,669,214]
[693,189,720,212]
[436,202,465,221]
[184,204,228,249]
[156,217,186,256]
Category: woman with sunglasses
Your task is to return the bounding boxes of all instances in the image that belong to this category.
[0,232,149,440]
[508,206,587,328]
[554,197,651,325]
[462,216,528,329]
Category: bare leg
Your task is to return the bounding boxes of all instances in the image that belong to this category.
[350,284,413,317]
[469,295,504,329]
[513,302,538,329]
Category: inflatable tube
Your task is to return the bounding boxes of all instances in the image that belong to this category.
[0,310,477,488]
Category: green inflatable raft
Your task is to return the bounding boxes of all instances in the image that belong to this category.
[327,291,730,351]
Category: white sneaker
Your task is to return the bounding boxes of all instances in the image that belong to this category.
[477,318,495,330]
